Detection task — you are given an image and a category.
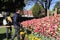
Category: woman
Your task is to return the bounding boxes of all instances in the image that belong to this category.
[6,12,12,40]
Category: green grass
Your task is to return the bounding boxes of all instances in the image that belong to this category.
[0,27,17,40]
[0,28,6,33]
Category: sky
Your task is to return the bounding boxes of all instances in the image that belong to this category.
[50,0,60,11]
[24,1,35,10]
[24,0,60,11]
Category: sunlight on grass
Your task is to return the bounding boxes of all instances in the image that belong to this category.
[0,27,17,40]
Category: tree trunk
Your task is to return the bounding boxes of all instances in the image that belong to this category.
[45,8,47,16]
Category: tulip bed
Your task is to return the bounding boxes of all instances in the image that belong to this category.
[21,14,60,40]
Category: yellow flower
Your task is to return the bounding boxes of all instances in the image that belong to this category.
[20,32,25,35]
[35,37,41,40]
[32,37,41,40]
[58,28,60,31]
[29,36,31,38]
[32,38,34,40]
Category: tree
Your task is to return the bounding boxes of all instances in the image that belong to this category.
[37,0,53,16]
[1,0,25,12]
[54,2,60,13]
[0,0,4,12]
[31,3,44,17]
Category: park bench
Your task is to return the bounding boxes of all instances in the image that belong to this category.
[0,25,14,28]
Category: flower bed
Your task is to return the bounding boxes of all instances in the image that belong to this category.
[21,14,60,40]
[25,34,41,40]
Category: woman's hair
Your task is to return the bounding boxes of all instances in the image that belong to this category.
[6,12,10,16]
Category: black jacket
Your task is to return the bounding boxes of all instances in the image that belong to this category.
[13,13,21,26]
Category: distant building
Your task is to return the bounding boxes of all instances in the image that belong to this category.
[22,10,33,17]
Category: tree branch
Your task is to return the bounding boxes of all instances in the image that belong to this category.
[37,0,44,9]
[48,0,52,9]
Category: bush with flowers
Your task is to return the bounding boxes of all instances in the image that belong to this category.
[21,14,60,40]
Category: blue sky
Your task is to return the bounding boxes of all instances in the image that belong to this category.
[24,1,35,10]
[24,0,60,11]
[50,0,60,11]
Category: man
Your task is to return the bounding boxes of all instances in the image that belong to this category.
[11,9,21,40]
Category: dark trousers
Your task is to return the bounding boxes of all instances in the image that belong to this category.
[11,26,20,40]
[6,26,12,40]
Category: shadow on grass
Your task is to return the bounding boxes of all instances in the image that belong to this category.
[0,33,11,40]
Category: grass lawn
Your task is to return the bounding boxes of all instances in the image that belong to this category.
[0,27,17,40]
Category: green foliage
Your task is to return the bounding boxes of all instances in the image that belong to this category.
[31,3,43,17]
[54,2,60,13]
[1,0,15,2]
[57,9,60,13]
[54,2,60,8]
